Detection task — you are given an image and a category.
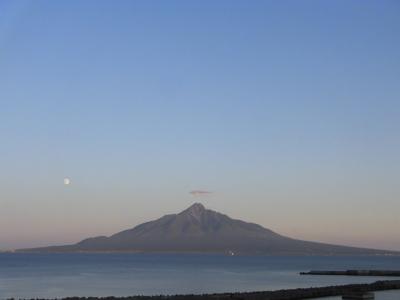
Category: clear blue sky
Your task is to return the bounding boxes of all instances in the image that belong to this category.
[1,0,399,250]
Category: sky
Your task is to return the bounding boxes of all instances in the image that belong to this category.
[0,0,399,251]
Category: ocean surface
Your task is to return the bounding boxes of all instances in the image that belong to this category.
[0,253,400,299]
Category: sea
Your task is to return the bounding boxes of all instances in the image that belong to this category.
[0,253,400,299]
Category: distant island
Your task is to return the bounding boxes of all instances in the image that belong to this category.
[17,203,399,255]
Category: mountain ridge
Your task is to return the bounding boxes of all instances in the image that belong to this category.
[17,203,399,255]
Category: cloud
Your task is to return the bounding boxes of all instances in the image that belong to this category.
[190,190,213,196]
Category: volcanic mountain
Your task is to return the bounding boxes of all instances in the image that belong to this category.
[19,203,397,255]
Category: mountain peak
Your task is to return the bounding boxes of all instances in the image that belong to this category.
[181,203,206,219]
[188,202,205,210]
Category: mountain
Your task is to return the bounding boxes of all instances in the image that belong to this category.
[18,203,398,255]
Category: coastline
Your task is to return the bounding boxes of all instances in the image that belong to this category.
[11,280,400,300]
[8,250,400,257]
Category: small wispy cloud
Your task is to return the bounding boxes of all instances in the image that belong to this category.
[190,190,213,197]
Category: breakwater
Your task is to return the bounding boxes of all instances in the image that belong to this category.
[300,270,400,276]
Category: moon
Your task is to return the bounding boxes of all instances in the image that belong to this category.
[64,178,71,185]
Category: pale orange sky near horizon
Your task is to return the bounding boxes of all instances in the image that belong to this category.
[1,181,399,251]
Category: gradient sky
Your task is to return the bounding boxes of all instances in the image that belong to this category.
[1,0,399,250]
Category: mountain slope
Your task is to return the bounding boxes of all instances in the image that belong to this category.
[18,203,398,255]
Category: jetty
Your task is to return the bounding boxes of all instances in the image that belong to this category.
[342,292,375,300]
[300,270,400,276]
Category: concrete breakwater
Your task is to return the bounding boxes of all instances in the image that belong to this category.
[300,270,400,276]
[16,280,400,300]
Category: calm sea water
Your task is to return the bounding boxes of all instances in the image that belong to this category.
[0,253,400,299]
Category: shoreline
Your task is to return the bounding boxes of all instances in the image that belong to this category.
[3,251,400,257]
[11,280,400,300]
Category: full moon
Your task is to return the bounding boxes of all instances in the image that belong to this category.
[64,178,71,185]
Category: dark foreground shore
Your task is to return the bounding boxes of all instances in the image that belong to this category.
[9,280,400,300]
